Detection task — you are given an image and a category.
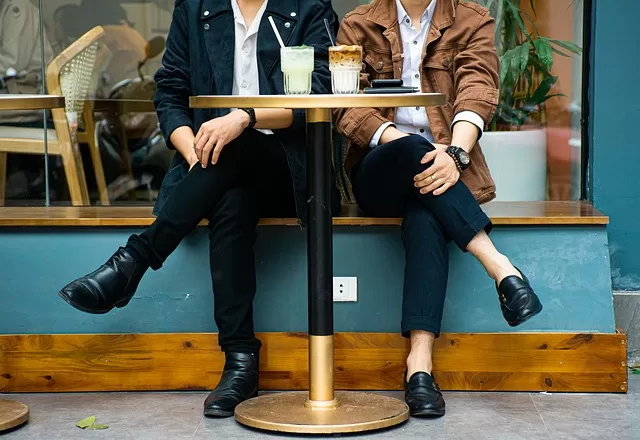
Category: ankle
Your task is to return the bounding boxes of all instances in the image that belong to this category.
[489,254,519,283]
[406,354,433,380]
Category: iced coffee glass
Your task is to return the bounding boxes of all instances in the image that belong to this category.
[329,45,363,95]
[281,46,314,95]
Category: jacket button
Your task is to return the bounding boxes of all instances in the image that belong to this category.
[204,24,210,30]
[377,62,383,69]
[442,59,451,68]
[203,10,210,16]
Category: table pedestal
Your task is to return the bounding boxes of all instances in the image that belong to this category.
[234,108,409,434]
[0,400,29,432]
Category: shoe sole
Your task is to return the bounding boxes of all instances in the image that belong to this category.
[203,408,234,418]
[411,408,446,418]
[58,291,131,315]
[508,302,543,327]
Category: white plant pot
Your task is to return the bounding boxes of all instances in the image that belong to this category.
[480,129,547,202]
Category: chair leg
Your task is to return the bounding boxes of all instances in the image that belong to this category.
[0,152,6,206]
[60,144,90,206]
[83,105,109,205]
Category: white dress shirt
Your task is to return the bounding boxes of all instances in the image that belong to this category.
[230,0,272,134]
[369,0,485,147]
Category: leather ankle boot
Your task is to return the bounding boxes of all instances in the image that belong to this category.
[58,248,148,314]
[497,268,543,327]
[204,352,259,418]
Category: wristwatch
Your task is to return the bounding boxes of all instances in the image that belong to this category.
[239,108,257,129]
[446,146,471,172]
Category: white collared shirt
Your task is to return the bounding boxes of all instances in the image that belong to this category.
[230,0,272,134]
[369,0,485,147]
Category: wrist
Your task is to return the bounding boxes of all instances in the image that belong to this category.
[234,109,252,129]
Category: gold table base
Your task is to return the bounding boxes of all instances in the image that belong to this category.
[235,391,409,434]
[0,400,29,431]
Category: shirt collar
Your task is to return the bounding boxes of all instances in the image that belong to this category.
[396,0,438,28]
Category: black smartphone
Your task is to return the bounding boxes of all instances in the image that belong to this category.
[372,79,403,88]
[363,86,419,94]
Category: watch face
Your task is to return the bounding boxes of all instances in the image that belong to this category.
[459,150,471,165]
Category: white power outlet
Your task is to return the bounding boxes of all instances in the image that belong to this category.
[333,277,357,302]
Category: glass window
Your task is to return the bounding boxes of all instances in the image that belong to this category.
[3,0,585,208]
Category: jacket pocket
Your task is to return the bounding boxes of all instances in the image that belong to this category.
[423,49,456,103]
[364,52,395,79]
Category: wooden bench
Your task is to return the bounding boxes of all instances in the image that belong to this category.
[0,201,609,227]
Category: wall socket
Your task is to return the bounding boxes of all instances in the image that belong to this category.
[333,277,358,302]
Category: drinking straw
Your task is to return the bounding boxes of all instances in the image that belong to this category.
[324,18,336,46]
[268,16,286,48]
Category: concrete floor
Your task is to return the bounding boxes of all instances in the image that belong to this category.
[2,374,638,440]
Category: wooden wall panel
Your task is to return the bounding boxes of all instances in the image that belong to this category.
[0,332,627,393]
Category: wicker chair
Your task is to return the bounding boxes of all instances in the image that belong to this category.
[0,26,107,206]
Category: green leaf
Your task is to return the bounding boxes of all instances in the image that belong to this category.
[529,75,559,106]
[76,416,96,429]
[550,46,572,58]
[504,0,530,41]
[547,39,582,55]
[519,42,531,72]
[633,369,640,375]
[533,39,553,70]
[86,424,109,430]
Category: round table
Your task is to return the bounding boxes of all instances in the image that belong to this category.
[190,93,446,434]
[0,94,65,110]
[0,94,64,432]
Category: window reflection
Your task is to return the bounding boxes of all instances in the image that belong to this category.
[0,0,586,206]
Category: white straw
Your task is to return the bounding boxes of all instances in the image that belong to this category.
[268,16,286,48]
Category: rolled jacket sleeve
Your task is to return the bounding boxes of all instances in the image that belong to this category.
[153,0,193,150]
[452,10,500,127]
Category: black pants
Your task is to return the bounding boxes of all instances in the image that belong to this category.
[128,130,296,353]
[351,135,492,337]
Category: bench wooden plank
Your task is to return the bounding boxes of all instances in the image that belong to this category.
[0,201,608,227]
[0,332,627,393]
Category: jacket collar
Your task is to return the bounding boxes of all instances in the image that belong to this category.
[368,0,456,31]
[200,0,299,95]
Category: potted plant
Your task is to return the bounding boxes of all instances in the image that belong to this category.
[472,0,582,201]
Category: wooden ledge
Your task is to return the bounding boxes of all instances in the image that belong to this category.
[0,201,608,227]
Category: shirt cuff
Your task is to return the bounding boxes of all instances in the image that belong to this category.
[369,122,395,148]
[452,111,485,140]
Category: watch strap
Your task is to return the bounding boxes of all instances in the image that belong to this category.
[240,108,257,129]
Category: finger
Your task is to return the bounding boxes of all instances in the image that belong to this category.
[195,124,209,147]
[201,136,216,168]
[419,177,445,195]
[211,138,227,165]
[415,162,444,182]
[414,174,438,189]
[433,181,453,196]
[420,150,438,165]
[194,133,210,162]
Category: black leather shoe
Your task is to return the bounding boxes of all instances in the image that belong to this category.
[497,268,543,327]
[204,352,259,418]
[58,248,147,314]
[405,372,446,417]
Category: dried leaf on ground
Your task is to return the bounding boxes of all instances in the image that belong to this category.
[76,416,96,429]
[86,424,110,430]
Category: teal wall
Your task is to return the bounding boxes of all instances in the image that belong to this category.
[591,0,640,290]
[0,226,614,334]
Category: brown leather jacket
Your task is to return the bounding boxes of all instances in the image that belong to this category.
[334,0,499,204]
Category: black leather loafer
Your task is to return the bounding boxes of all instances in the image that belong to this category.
[405,372,446,418]
[497,268,543,327]
[58,248,147,314]
[204,352,259,417]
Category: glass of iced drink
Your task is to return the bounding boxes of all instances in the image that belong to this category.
[280,46,315,95]
[329,45,363,95]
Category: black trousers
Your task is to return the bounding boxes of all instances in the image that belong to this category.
[351,135,492,337]
[128,130,296,353]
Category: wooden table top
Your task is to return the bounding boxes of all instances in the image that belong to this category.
[190,93,446,109]
[0,94,65,110]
